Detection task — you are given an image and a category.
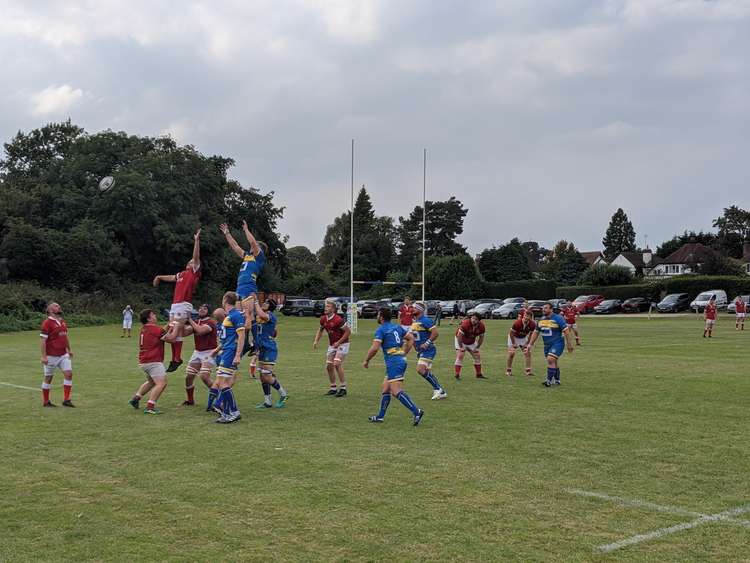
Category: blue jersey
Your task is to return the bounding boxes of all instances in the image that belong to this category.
[254,312,277,350]
[410,314,436,350]
[374,322,407,360]
[535,313,568,345]
[236,250,266,297]
[219,308,245,353]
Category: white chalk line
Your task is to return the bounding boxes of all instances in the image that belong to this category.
[0,381,40,391]
[565,489,750,553]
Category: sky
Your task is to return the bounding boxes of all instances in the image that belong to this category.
[1,0,749,254]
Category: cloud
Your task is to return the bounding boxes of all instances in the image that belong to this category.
[30,85,84,117]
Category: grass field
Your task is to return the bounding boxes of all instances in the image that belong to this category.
[1,314,749,561]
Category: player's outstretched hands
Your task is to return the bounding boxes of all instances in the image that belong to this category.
[194,227,201,239]
[152,276,160,287]
[219,223,229,235]
[362,360,370,369]
[242,219,250,232]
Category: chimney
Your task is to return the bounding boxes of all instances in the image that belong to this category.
[642,246,652,266]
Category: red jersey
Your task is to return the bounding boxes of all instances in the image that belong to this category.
[139,324,166,363]
[320,314,349,346]
[511,318,536,339]
[735,299,746,314]
[705,303,717,320]
[456,318,485,345]
[194,318,217,352]
[173,265,201,304]
[399,304,415,326]
[563,306,577,324]
[40,317,69,356]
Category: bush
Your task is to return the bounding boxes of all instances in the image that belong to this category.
[426,255,483,299]
[483,280,557,300]
[578,264,633,286]
[556,283,662,301]
[0,312,109,332]
[659,276,750,300]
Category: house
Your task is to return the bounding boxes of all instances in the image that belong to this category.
[645,243,719,277]
[581,251,606,267]
[611,248,661,276]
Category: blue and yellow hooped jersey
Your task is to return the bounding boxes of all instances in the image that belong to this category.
[374,322,407,359]
[236,250,266,293]
[219,307,245,350]
[410,314,436,348]
[535,313,568,344]
[253,312,277,348]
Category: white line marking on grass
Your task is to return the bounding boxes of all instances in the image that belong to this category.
[0,381,39,391]
[565,489,750,553]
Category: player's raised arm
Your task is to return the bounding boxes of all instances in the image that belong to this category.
[425,325,439,347]
[191,228,201,269]
[253,298,269,321]
[152,274,177,287]
[161,322,180,343]
[242,220,261,257]
[219,223,247,259]
[188,317,212,335]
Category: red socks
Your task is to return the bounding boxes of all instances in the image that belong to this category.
[171,341,183,361]
[473,363,482,376]
[63,382,72,401]
[186,386,195,402]
[42,387,50,404]
[454,364,462,377]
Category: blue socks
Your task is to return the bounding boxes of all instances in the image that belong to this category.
[207,387,218,410]
[262,381,271,395]
[378,392,391,418]
[396,391,419,415]
[546,367,555,383]
[554,368,560,382]
[270,378,281,391]
[223,388,238,414]
[422,371,441,391]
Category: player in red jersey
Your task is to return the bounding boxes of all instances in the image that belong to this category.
[703,295,717,338]
[506,314,537,376]
[453,312,486,379]
[734,296,746,331]
[128,309,179,414]
[39,302,75,407]
[399,297,415,331]
[314,300,352,396]
[180,304,218,406]
[152,228,201,372]
[562,302,580,345]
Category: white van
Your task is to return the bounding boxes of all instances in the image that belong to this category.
[690,289,728,312]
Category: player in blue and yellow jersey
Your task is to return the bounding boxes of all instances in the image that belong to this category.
[209,292,246,423]
[410,302,447,400]
[363,307,424,425]
[219,220,268,344]
[252,298,289,409]
[527,302,575,387]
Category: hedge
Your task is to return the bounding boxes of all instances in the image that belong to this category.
[556,283,661,301]
[658,276,750,300]
[483,280,557,300]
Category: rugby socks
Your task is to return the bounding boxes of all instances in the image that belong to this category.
[41,382,51,404]
[378,392,391,418]
[63,379,72,401]
[146,400,156,410]
[186,385,195,403]
[473,362,482,376]
[270,377,287,398]
[224,388,238,414]
[554,368,560,382]
[207,387,219,410]
[250,363,257,377]
[454,362,462,377]
[171,341,183,362]
[396,391,419,415]
[422,371,441,391]
[546,367,555,384]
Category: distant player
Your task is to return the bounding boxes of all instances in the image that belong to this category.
[219,220,268,343]
[734,296,746,331]
[453,312,486,380]
[703,295,717,338]
[562,302,580,345]
[410,302,447,400]
[506,314,536,377]
[399,297,415,331]
[152,228,202,371]
[211,292,246,423]
[313,299,351,396]
[363,307,424,425]
[128,309,179,414]
[181,304,217,406]
[121,305,134,338]
[527,302,574,387]
[253,298,289,409]
[39,302,75,408]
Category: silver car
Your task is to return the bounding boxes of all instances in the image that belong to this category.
[728,296,750,314]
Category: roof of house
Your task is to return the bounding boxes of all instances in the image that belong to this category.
[581,251,604,266]
[616,251,663,269]
[661,243,717,265]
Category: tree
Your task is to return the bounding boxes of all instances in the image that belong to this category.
[602,208,636,261]
[542,241,589,284]
[426,254,483,299]
[521,241,549,272]
[713,206,750,258]
[697,254,746,276]
[656,231,717,258]
[578,264,633,286]
[477,238,532,282]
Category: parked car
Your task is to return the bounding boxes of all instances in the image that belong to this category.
[548,298,569,313]
[312,300,326,316]
[502,297,526,305]
[440,300,456,316]
[425,300,441,316]
[492,302,524,319]
[690,289,728,312]
[466,302,498,319]
[656,293,691,313]
[526,300,546,316]
[282,298,315,317]
[621,297,652,313]
[594,299,622,314]
[728,295,750,314]
[573,295,605,314]
[359,301,383,319]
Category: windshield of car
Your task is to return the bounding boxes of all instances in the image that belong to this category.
[573,296,588,303]
[662,294,681,302]
[695,292,714,301]
[600,300,617,306]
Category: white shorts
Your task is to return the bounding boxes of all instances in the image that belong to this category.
[400,324,412,332]
[140,362,166,380]
[43,354,72,377]
[123,319,133,329]
[569,323,577,330]
[507,336,529,349]
[326,343,350,364]
[736,313,746,319]
[454,336,479,352]
[169,301,193,319]
[705,319,716,328]
[189,349,216,366]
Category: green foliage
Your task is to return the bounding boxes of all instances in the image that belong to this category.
[483,280,557,300]
[659,275,750,300]
[477,238,532,282]
[656,231,717,258]
[425,254,483,299]
[697,254,746,276]
[712,205,750,258]
[556,283,662,302]
[602,208,636,261]
[578,264,633,286]
[542,241,589,284]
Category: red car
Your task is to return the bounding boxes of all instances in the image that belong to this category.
[572,295,605,314]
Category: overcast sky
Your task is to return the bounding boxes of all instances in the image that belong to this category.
[1,0,749,254]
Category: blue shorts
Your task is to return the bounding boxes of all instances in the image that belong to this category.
[258,345,277,364]
[385,358,407,381]
[416,345,437,361]
[217,349,238,369]
[236,285,258,301]
[543,340,565,359]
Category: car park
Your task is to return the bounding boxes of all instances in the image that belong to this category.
[728,295,750,314]
[467,302,499,319]
[502,297,526,305]
[690,290,728,312]
[548,299,569,313]
[573,295,605,314]
[594,299,622,314]
[492,302,524,319]
[656,293,691,313]
[282,298,315,316]
[312,300,326,316]
[621,297,652,313]
[526,300,546,316]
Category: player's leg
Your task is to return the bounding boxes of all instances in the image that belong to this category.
[391,380,424,426]
[264,354,288,408]
[61,358,74,407]
[41,359,56,406]
[214,364,240,423]
[417,355,446,400]
[256,364,274,409]
[505,344,516,376]
[144,364,168,413]
[184,359,201,405]
[369,378,392,422]
[248,353,258,379]
[454,340,465,379]
[523,345,533,376]
[333,345,348,396]
[573,325,580,345]
[470,348,484,379]
[325,349,338,395]
[166,308,185,371]
[130,375,155,409]
[542,349,558,387]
